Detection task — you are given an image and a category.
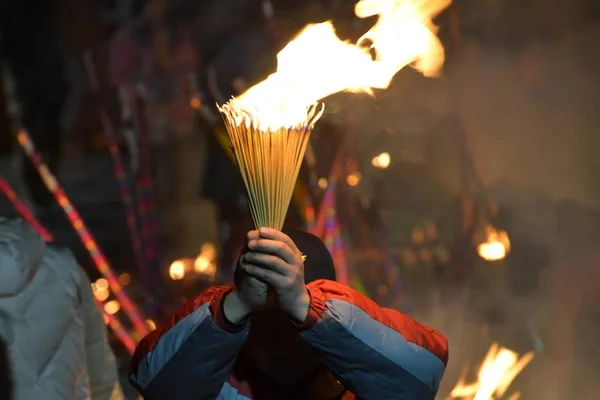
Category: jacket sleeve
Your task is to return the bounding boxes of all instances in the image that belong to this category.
[129,286,249,400]
[297,280,448,400]
[78,268,122,400]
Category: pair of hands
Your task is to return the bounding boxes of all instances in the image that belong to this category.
[223,228,310,324]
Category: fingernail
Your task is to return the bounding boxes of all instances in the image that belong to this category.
[248,240,256,249]
[259,227,269,235]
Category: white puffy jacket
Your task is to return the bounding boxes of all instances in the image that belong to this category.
[0,218,122,400]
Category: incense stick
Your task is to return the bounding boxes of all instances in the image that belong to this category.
[83,55,148,287]
[16,129,150,338]
[218,102,324,230]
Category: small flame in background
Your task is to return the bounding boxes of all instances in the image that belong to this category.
[169,242,219,281]
[169,260,188,280]
[450,343,535,400]
[372,152,391,168]
[478,225,511,262]
[234,0,452,130]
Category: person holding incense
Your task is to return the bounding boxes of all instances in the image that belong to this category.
[130,228,448,399]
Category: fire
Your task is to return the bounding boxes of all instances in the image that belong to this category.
[372,152,391,168]
[233,0,451,130]
[169,260,187,280]
[477,225,511,261]
[450,343,535,400]
[194,242,218,278]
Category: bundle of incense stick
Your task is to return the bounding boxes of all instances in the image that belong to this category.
[218,102,324,230]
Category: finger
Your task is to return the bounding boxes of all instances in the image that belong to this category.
[244,264,287,288]
[243,275,268,290]
[247,230,260,241]
[248,238,298,265]
[245,252,290,275]
[258,227,301,254]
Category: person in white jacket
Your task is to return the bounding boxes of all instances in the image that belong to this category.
[0,217,123,400]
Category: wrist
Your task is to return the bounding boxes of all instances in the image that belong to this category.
[223,289,251,325]
[290,287,311,323]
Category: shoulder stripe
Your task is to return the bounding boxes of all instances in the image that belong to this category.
[305,298,445,390]
[131,303,211,389]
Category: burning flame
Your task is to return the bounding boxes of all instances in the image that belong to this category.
[169,260,187,280]
[477,225,511,261]
[234,0,451,130]
[372,152,391,168]
[194,242,218,278]
[450,343,535,400]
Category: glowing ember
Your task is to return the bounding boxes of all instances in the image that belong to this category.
[95,278,108,290]
[318,177,328,189]
[194,242,218,278]
[231,0,451,130]
[93,287,110,302]
[194,256,210,273]
[478,225,511,261]
[104,300,121,315]
[118,273,132,286]
[146,319,157,331]
[372,152,391,168]
[346,173,361,187]
[450,343,534,400]
[169,260,187,280]
[91,278,110,301]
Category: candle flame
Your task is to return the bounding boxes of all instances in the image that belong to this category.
[233,0,451,130]
[478,226,511,262]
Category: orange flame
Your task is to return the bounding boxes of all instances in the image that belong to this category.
[193,242,218,277]
[450,343,534,400]
[478,226,511,261]
[232,0,451,130]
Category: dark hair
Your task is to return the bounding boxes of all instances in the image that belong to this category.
[0,335,13,400]
[283,230,336,284]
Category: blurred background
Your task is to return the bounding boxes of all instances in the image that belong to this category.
[1,0,600,398]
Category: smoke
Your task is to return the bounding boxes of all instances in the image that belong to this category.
[326,6,600,398]
[408,18,600,399]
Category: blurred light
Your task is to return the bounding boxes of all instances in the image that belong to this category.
[418,248,432,263]
[95,278,109,290]
[412,227,425,245]
[425,222,438,240]
[104,300,121,315]
[190,97,202,110]
[346,173,360,187]
[118,273,131,286]
[399,248,418,268]
[372,152,391,169]
[318,177,328,189]
[93,287,110,302]
[169,260,187,280]
[146,319,157,331]
[478,225,511,262]
[194,256,210,273]
[200,242,217,262]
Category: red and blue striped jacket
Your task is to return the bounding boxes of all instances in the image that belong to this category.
[130,280,448,399]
